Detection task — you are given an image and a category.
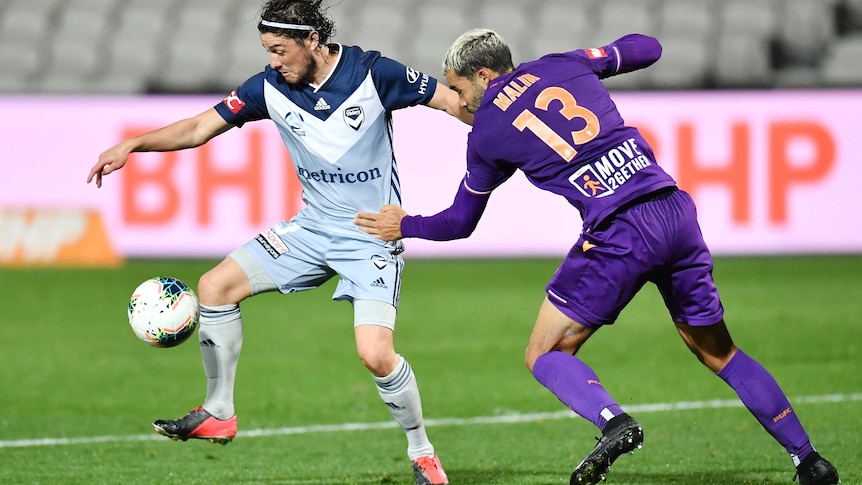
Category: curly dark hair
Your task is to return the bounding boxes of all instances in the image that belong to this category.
[258,0,336,43]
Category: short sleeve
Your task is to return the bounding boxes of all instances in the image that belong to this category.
[213,72,271,127]
[368,56,438,110]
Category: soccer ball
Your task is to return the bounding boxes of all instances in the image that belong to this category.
[128,276,200,348]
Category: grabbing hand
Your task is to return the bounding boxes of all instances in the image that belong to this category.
[355,204,408,241]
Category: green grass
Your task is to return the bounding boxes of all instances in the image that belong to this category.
[0,256,860,484]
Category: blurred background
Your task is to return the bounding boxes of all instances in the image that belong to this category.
[1,0,861,266]
[2,0,862,95]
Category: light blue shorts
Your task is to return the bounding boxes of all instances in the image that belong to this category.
[229,220,404,308]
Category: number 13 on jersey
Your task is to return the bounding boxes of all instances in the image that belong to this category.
[512,87,600,162]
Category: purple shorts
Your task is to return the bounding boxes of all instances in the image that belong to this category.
[546,188,724,328]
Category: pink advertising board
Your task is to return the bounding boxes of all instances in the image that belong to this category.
[1,91,860,259]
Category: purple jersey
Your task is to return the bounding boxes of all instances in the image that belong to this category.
[463,34,676,233]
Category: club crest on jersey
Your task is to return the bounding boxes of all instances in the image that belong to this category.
[284,111,305,136]
[370,254,388,270]
[586,47,608,59]
[344,106,364,130]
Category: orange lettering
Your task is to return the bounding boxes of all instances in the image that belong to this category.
[283,150,302,220]
[678,122,750,223]
[122,127,180,225]
[197,129,264,225]
[768,122,835,224]
[633,123,659,160]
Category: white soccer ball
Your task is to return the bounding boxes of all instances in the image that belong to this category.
[128,276,200,348]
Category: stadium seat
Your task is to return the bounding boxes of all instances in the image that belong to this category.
[219,25,270,90]
[594,0,660,42]
[711,32,774,88]
[150,4,229,92]
[658,0,716,40]
[820,34,862,86]
[0,41,41,92]
[0,2,55,41]
[0,0,859,93]
[335,0,412,60]
[48,2,115,83]
[408,2,473,77]
[476,2,532,63]
[775,0,836,67]
[718,0,781,39]
[836,0,862,34]
[773,65,822,89]
[102,3,175,93]
[646,34,711,90]
[529,0,599,60]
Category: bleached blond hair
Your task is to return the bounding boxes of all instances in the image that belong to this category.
[442,28,514,77]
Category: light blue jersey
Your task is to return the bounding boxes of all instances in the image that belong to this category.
[215,44,436,236]
[214,44,437,303]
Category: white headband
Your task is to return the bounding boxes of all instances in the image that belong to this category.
[261,20,316,31]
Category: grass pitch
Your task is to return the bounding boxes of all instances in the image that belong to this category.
[0,256,860,484]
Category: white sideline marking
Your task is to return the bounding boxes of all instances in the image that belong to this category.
[2,393,859,449]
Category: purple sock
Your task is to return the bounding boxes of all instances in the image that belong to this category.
[717,349,814,463]
[532,351,624,430]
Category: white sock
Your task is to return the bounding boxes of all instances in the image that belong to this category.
[375,355,435,460]
[198,304,242,420]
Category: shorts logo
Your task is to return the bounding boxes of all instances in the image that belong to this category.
[255,229,290,259]
[370,277,388,289]
[343,106,364,130]
[223,90,246,114]
[370,254,388,270]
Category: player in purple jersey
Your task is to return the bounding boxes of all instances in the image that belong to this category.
[355,29,840,485]
[87,2,465,484]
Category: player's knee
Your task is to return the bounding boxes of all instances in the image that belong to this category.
[197,261,252,306]
[356,340,399,377]
[197,270,235,306]
[357,346,397,376]
[524,346,543,372]
[196,271,219,305]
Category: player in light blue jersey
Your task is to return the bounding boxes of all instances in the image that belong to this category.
[87,1,464,483]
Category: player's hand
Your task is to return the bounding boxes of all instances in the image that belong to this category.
[87,144,131,188]
[355,205,407,241]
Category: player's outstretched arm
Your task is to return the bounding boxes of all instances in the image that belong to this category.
[611,33,662,74]
[356,182,490,242]
[87,108,232,188]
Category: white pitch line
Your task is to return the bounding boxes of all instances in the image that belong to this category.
[2,393,859,449]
